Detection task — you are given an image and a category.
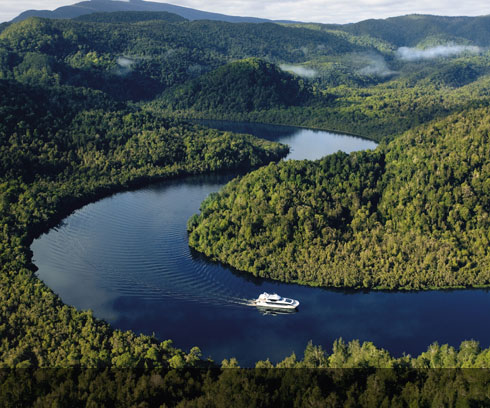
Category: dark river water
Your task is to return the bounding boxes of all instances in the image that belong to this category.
[31,121,490,366]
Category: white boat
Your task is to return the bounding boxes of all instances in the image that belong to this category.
[254,292,299,310]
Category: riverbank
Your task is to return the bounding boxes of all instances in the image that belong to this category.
[1,110,287,368]
[32,122,490,366]
[188,108,490,291]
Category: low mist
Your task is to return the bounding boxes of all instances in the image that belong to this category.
[358,54,396,77]
[279,64,318,78]
[116,56,135,75]
[396,45,481,61]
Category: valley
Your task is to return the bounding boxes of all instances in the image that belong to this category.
[1,5,490,405]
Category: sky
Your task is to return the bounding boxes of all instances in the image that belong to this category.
[1,0,490,24]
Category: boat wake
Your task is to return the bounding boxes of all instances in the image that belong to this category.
[32,178,303,315]
[33,196,255,309]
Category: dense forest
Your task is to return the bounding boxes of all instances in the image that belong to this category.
[0,15,368,100]
[153,53,490,141]
[188,107,490,289]
[319,14,490,48]
[2,14,489,139]
[3,340,490,406]
[0,77,287,369]
[1,8,490,404]
[158,57,320,113]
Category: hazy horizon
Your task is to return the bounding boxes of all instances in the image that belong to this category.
[1,0,490,24]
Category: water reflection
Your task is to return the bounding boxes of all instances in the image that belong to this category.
[196,120,301,141]
[31,122,490,366]
[255,306,299,316]
[197,120,377,161]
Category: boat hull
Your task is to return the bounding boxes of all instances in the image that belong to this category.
[254,300,299,309]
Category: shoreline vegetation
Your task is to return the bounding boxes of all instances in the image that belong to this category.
[188,107,490,291]
[185,115,376,143]
[1,10,490,404]
[0,79,289,370]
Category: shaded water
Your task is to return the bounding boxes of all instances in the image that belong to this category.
[32,122,490,366]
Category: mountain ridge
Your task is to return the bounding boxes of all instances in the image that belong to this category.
[319,14,490,46]
[11,2,490,49]
[12,0,282,24]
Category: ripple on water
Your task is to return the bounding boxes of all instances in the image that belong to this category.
[31,125,490,366]
[37,188,252,308]
[39,124,462,366]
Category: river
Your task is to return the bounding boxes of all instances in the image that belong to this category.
[31,121,490,366]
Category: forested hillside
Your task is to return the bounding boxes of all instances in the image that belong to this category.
[12,0,273,24]
[320,14,490,47]
[188,107,490,290]
[75,10,188,23]
[12,1,490,49]
[0,76,288,368]
[159,58,319,113]
[1,8,490,404]
[2,15,489,140]
[0,16,370,101]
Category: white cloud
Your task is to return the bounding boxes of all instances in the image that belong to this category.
[357,54,396,77]
[1,0,490,24]
[279,64,318,78]
[115,56,135,75]
[396,45,482,60]
[117,56,134,68]
[174,0,490,23]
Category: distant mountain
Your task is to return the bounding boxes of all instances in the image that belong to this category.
[322,14,490,47]
[13,3,490,48]
[75,10,187,23]
[0,16,364,101]
[12,0,274,24]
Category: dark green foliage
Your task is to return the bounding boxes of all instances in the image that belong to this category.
[0,22,11,34]
[0,78,287,368]
[1,9,490,403]
[320,14,490,47]
[188,107,490,289]
[426,60,482,87]
[159,58,317,113]
[2,16,488,140]
[1,341,490,406]
[75,11,188,24]
[0,16,368,101]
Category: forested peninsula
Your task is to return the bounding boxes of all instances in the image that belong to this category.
[188,107,490,290]
[1,8,490,405]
